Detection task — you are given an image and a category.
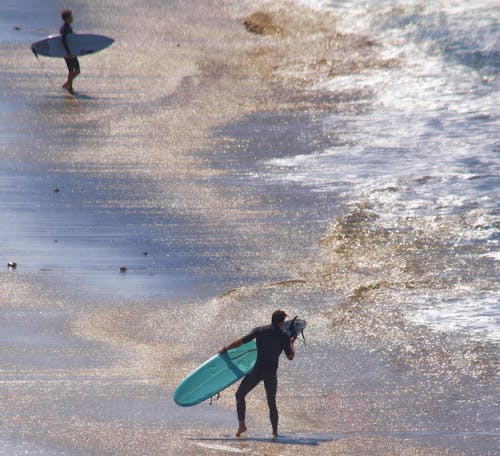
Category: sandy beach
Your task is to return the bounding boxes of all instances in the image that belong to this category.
[0,0,497,454]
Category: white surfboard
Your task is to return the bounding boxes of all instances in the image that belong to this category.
[31,34,114,58]
[283,317,307,341]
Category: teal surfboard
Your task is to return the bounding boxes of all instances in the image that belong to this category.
[173,340,257,407]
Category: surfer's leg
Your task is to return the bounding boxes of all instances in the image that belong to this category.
[68,66,80,91]
[264,375,278,437]
[235,371,261,436]
[64,58,80,92]
[235,421,247,437]
[63,58,72,90]
[62,75,71,90]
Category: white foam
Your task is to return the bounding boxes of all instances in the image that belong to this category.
[409,289,500,342]
[481,251,500,261]
[262,0,500,344]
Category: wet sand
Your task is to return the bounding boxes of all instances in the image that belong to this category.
[0,0,497,455]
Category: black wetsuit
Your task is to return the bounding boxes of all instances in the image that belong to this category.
[236,324,293,434]
[60,22,79,72]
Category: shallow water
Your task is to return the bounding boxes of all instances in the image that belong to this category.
[0,161,257,298]
[263,0,499,343]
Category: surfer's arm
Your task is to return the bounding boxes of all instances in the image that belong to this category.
[285,337,295,360]
[62,35,69,54]
[61,27,73,58]
[220,328,257,353]
[62,38,74,58]
[220,338,242,353]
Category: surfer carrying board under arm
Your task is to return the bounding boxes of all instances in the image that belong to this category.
[220,309,295,438]
[60,9,80,94]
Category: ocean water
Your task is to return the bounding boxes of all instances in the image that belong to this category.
[259,0,499,342]
[0,0,59,43]
[0,0,498,454]
[0,1,271,300]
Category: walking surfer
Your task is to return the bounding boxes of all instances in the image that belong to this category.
[60,9,80,94]
[220,310,295,438]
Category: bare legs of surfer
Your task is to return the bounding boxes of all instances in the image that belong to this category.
[62,68,80,94]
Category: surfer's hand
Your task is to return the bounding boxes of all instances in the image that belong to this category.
[290,337,296,344]
[219,346,227,354]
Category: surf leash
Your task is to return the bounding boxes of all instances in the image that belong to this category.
[209,393,220,405]
[32,53,58,91]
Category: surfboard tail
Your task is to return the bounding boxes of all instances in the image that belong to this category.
[289,316,307,344]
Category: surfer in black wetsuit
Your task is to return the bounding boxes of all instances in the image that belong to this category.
[60,9,80,94]
[220,309,295,438]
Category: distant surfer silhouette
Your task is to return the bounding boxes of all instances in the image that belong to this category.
[60,9,80,94]
[220,309,295,438]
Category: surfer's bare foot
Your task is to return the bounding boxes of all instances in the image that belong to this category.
[62,83,74,94]
[235,423,247,437]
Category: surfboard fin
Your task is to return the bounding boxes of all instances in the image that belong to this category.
[290,316,306,344]
[31,46,38,58]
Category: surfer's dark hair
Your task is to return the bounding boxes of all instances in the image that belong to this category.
[61,9,72,20]
[271,309,287,327]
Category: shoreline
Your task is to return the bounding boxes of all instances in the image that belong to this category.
[0,1,497,455]
[1,0,378,298]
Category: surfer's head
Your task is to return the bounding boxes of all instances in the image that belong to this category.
[61,9,73,22]
[271,309,287,328]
